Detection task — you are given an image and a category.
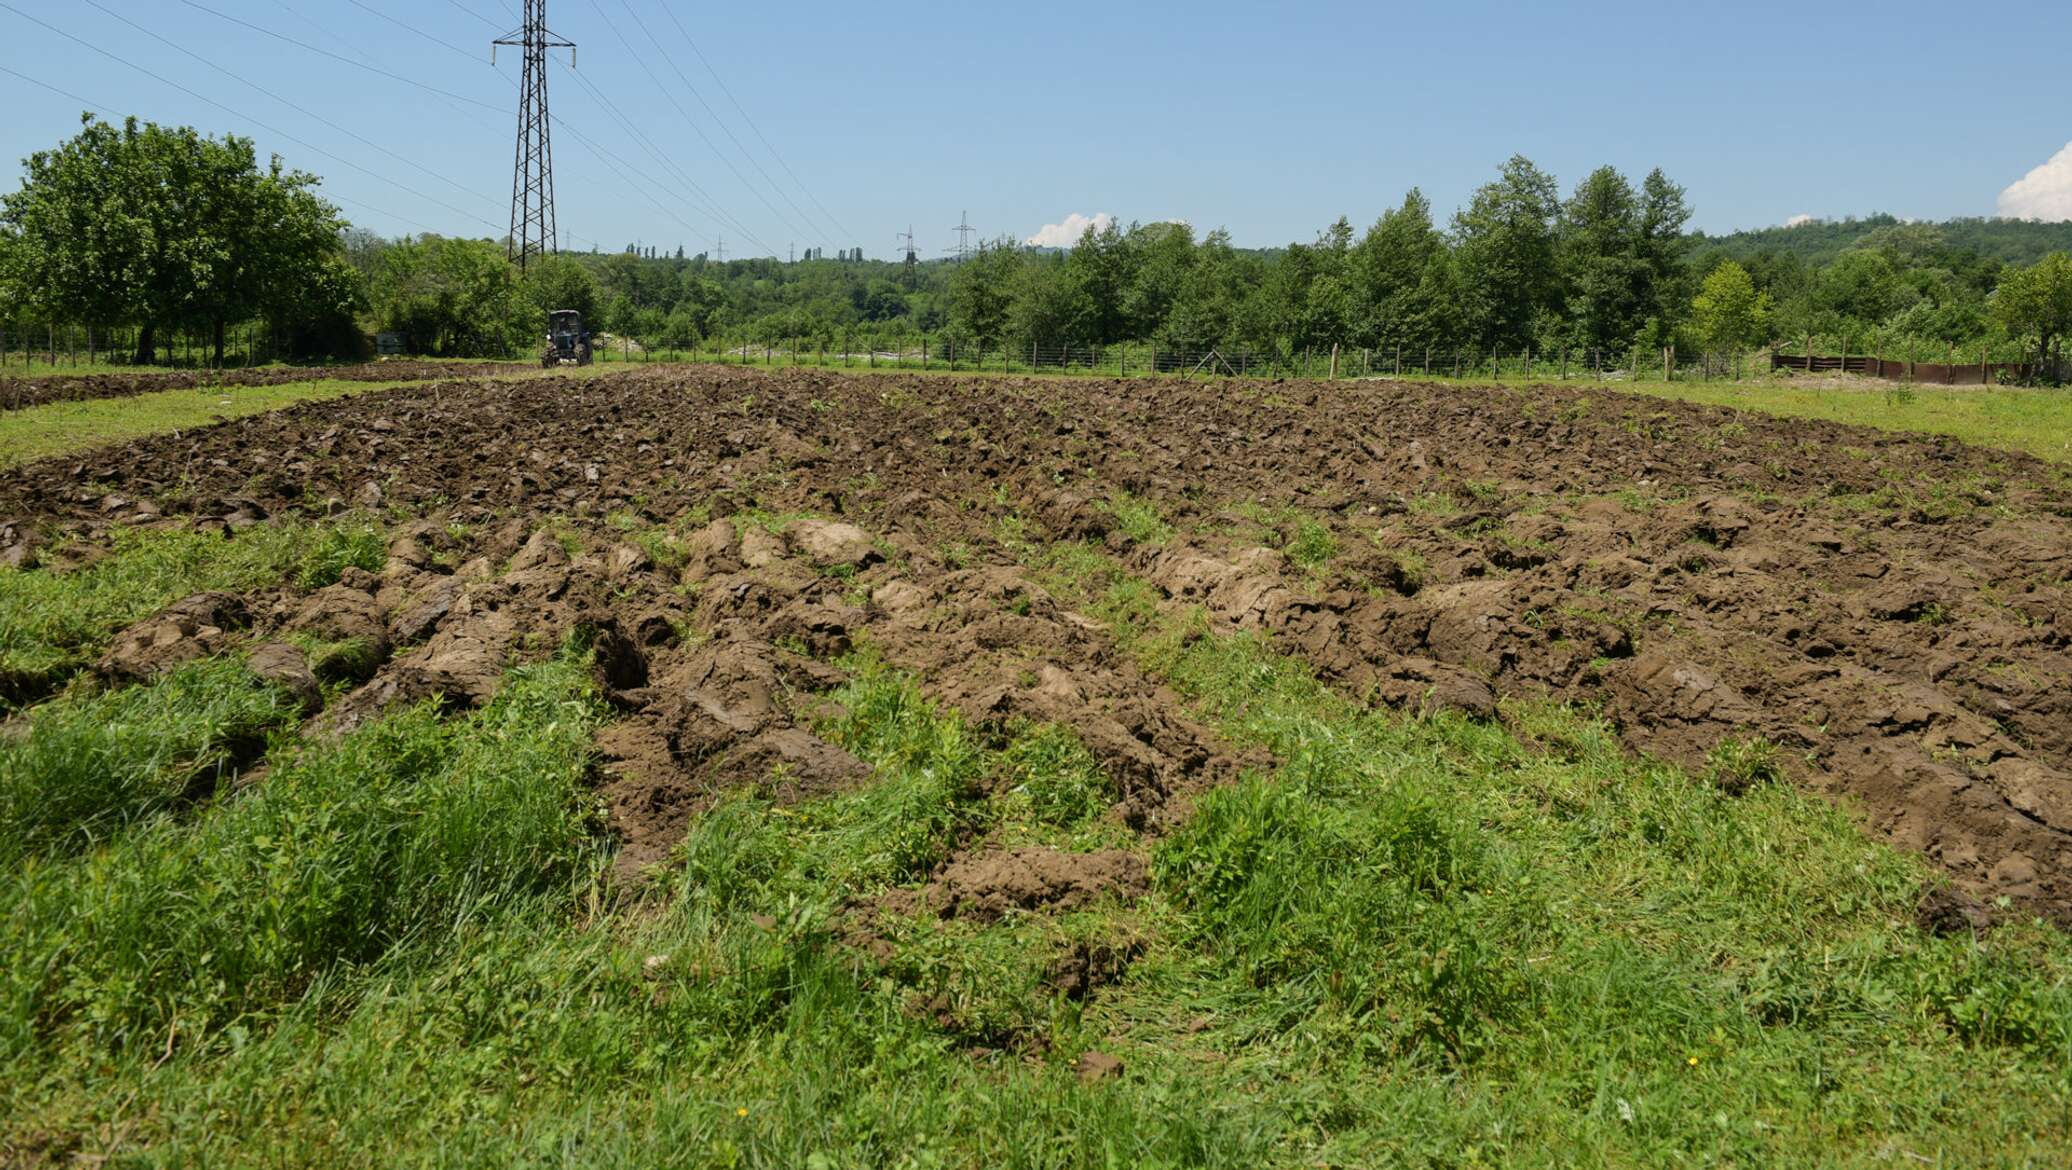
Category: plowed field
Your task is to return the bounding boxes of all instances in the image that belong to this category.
[6,366,2067,918]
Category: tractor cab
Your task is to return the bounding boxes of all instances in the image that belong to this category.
[544,309,592,367]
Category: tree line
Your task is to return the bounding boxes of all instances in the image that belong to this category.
[4,116,2068,371]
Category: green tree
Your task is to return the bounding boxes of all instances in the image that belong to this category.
[366,236,532,357]
[1060,219,1136,345]
[1690,261,1773,354]
[1353,191,1443,348]
[1453,155,1561,348]
[948,239,1019,348]
[1636,169,1694,333]
[0,114,351,364]
[1993,252,2072,376]
[1558,167,1647,352]
[524,255,599,322]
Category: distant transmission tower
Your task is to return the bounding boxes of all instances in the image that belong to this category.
[494,0,575,270]
[897,226,919,288]
[951,211,976,263]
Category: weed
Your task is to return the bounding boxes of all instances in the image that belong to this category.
[1287,519,1339,570]
[295,521,385,589]
[1704,736,1786,795]
[1100,493,1174,546]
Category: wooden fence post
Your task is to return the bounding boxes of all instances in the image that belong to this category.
[1329,343,1340,380]
[1664,346,1673,383]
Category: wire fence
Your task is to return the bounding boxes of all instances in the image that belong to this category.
[5,319,2064,387]
[591,335,1912,385]
[0,320,293,372]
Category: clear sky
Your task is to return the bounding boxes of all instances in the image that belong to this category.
[1,0,2068,260]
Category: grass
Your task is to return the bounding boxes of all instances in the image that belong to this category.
[3,543,2066,1165]
[0,379,398,468]
[0,656,301,866]
[0,524,359,708]
[1,651,605,1063]
[1,456,2069,1163]
[1611,378,2072,464]
[0,368,574,469]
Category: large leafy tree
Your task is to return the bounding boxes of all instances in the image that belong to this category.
[1060,219,1136,345]
[1558,167,1647,352]
[367,235,533,357]
[1452,155,1562,349]
[947,238,1020,348]
[0,114,348,363]
[1353,189,1451,351]
[525,254,599,322]
[1992,252,2072,375]
[1690,260,1773,353]
[1635,168,1693,333]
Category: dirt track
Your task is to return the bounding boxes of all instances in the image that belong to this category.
[0,361,537,412]
[3,366,2068,921]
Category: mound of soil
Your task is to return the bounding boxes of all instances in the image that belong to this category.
[5,365,2069,920]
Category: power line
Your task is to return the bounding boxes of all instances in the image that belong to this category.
[339,0,730,253]
[581,0,815,247]
[440,0,506,30]
[0,0,509,236]
[170,0,506,115]
[0,62,110,117]
[79,0,497,212]
[0,62,448,238]
[553,59,775,254]
[648,0,858,246]
[606,0,838,245]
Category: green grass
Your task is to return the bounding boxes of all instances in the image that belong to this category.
[1,651,605,1062]
[0,378,410,468]
[1612,379,2072,464]
[0,656,301,866]
[295,521,387,589]
[1100,492,1174,545]
[4,541,2070,1165]
[0,524,353,708]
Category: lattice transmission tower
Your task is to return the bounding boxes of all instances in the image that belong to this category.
[951,211,977,263]
[494,0,575,270]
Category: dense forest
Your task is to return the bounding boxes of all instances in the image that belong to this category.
[4,115,2070,369]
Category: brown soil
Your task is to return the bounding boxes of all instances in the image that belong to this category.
[8,365,2071,921]
[0,361,535,412]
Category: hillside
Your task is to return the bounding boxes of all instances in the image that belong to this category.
[1696,215,2072,266]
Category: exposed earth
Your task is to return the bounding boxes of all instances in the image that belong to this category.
[4,365,2068,922]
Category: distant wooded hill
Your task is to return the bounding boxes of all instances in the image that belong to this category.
[1695,216,2072,267]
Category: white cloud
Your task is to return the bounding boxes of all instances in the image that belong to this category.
[1998,142,2072,221]
[1783,213,1815,228]
[1025,212,1114,248]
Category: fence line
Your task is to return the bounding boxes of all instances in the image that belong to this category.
[5,321,2065,387]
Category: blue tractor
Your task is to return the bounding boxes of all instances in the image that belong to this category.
[543,309,593,368]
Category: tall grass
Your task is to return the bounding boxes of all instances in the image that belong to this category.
[1,654,604,1058]
[6,558,2072,1164]
[0,656,300,865]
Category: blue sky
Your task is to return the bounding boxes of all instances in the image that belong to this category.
[1,0,2068,260]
